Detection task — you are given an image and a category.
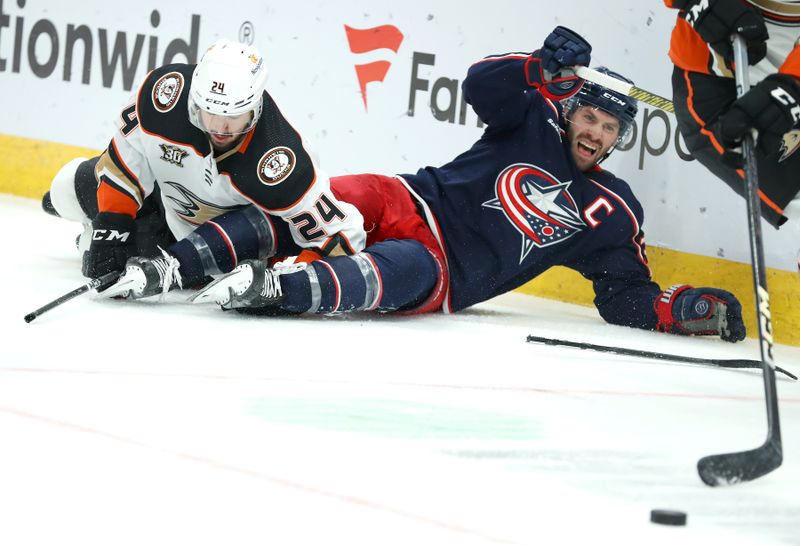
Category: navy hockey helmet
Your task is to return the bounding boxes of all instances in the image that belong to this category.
[563,67,639,147]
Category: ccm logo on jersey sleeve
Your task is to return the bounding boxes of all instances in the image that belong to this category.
[152,72,184,113]
[257,147,296,185]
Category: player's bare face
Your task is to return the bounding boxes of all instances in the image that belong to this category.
[199,110,253,151]
[566,106,620,171]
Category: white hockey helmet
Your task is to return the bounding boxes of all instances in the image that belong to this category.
[188,39,268,134]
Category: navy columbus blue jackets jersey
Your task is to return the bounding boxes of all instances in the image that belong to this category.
[400,53,664,330]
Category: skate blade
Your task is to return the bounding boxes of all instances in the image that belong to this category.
[189,266,253,305]
[99,270,144,299]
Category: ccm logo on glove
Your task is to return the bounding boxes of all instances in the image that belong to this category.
[92,229,131,242]
[770,87,800,124]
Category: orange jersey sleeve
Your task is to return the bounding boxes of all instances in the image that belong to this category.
[779,42,800,80]
[96,180,139,218]
[668,18,715,74]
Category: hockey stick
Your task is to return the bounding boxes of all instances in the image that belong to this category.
[573,65,675,113]
[24,271,120,323]
[525,335,796,380]
[695,34,783,486]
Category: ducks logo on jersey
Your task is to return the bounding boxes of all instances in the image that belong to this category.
[258,147,296,185]
[152,72,184,113]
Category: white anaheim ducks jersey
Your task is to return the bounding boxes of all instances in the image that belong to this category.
[667,0,800,81]
[94,63,366,256]
[746,0,800,81]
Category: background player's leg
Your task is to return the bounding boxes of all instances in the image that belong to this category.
[44,157,98,222]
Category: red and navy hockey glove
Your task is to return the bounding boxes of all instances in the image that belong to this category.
[525,26,591,102]
[82,212,136,278]
[674,0,768,65]
[717,74,800,164]
[655,284,746,342]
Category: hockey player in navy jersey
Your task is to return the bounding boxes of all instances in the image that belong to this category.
[105,26,746,341]
[41,39,366,286]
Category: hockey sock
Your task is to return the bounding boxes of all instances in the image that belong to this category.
[280,239,438,314]
[168,206,279,287]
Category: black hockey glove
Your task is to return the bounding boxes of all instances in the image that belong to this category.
[82,212,136,278]
[717,74,800,164]
[675,0,768,65]
[655,284,745,342]
[526,26,591,102]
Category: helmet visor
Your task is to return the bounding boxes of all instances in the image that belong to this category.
[566,100,633,146]
[188,95,257,136]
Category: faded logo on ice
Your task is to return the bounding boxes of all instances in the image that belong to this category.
[483,163,584,263]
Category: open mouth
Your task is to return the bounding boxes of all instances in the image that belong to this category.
[577,140,598,156]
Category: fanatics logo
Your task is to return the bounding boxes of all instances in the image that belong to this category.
[258,147,296,185]
[344,24,404,111]
[152,72,184,113]
[159,144,189,167]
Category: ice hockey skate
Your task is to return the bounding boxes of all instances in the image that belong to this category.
[189,259,285,310]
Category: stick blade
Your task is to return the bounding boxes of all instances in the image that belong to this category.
[697,441,782,486]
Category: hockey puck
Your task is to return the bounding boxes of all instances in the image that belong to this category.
[650,509,687,526]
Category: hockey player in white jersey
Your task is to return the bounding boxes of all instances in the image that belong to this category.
[666,0,800,227]
[42,39,366,288]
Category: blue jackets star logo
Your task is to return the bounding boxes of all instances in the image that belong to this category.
[483,163,585,263]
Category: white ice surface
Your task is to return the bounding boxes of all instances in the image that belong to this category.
[1,194,798,546]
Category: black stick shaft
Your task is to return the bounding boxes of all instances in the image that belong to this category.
[24,271,120,323]
[731,33,781,439]
[525,335,796,380]
[695,35,783,486]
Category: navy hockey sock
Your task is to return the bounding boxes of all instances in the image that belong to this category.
[168,206,279,287]
[280,239,438,314]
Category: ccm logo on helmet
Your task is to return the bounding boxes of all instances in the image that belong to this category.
[601,91,626,106]
[258,147,296,185]
[152,72,184,113]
